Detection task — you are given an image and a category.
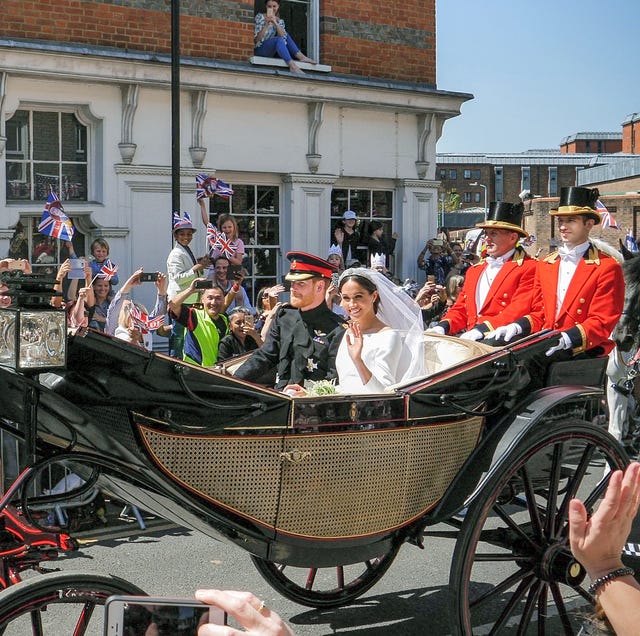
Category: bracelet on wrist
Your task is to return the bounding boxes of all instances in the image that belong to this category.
[587,567,635,596]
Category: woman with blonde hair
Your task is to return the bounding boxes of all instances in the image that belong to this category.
[106,269,168,351]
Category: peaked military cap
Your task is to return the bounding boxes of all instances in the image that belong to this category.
[285,251,337,281]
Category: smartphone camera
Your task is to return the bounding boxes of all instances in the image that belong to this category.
[105,596,226,635]
[194,279,214,290]
[139,272,159,282]
[68,258,86,280]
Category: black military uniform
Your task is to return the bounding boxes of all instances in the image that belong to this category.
[234,252,347,389]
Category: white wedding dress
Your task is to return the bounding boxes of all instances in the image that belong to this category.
[336,328,403,394]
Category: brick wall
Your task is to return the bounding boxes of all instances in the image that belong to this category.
[2,0,436,84]
[622,119,640,154]
[525,194,640,255]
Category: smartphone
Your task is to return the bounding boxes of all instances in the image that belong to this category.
[266,6,274,17]
[104,595,226,636]
[7,260,25,270]
[331,272,340,287]
[68,258,86,280]
[194,279,213,290]
[426,275,436,284]
[139,272,159,282]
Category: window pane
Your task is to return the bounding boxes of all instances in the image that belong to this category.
[256,186,278,214]
[257,215,279,246]
[62,164,87,201]
[473,170,481,180]
[33,112,59,161]
[6,162,30,200]
[349,189,371,216]
[6,111,28,157]
[34,163,60,200]
[231,184,254,217]
[463,169,471,179]
[61,113,86,162]
[372,191,393,218]
[449,169,457,179]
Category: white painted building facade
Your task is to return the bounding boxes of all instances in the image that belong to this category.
[1,42,470,316]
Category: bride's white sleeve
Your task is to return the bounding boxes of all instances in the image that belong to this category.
[363,330,403,392]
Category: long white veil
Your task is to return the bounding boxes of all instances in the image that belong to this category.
[338,268,426,384]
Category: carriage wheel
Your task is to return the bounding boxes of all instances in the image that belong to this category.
[0,571,146,634]
[250,544,400,608]
[450,419,627,635]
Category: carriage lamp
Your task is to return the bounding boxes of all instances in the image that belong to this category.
[0,272,66,371]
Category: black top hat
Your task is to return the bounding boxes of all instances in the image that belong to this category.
[476,201,528,237]
[285,251,337,281]
[550,187,600,224]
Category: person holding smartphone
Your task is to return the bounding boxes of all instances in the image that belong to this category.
[217,306,264,361]
[105,268,168,350]
[254,0,316,75]
[169,279,229,367]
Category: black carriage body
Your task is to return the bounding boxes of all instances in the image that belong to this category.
[0,328,609,568]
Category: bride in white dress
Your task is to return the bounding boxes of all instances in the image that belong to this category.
[286,268,425,395]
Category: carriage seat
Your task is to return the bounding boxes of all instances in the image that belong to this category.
[421,333,495,376]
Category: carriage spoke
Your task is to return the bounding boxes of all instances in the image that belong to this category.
[554,443,595,536]
[516,579,542,636]
[336,566,345,589]
[469,567,531,609]
[474,552,533,563]
[537,584,548,636]
[493,501,543,551]
[305,568,317,590]
[520,464,544,538]
[542,443,564,538]
[549,581,577,635]
[486,575,535,635]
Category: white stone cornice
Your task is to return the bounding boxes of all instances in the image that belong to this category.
[95,227,130,238]
[0,46,471,117]
[282,173,338,186]
[397,179,440,189]
[114,164,213,177]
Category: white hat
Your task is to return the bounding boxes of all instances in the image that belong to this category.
[327,244,342,258]
[370,253,386,269]
[343,210,357,220]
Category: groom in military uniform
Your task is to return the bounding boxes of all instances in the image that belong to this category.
[234,252,347,389]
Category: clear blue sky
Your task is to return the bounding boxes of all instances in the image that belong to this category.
[436,0,640,154]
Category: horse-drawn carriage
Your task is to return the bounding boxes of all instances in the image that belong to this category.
[0,310,633,634]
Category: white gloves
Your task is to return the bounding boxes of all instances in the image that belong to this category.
[486,323,522,342]
[426,326,445,335]
[545,332,572,357]
[460,328,483,341]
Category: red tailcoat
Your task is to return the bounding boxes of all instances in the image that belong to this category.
[438,247,536,335]
[516,245,624,354]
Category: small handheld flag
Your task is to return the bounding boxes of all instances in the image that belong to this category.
[597,199,620,230]
[98,259,119,281]
[130,304,165,334]
[196,174,234,200]
[38,189,75,241]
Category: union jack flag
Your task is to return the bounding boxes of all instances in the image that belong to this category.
[38,189,75,241]
[130,304,165,334]
[195,174,234,200]
[207,223,237,259]
[98,259,119,280]
[213,179,234,199]
[597,199,620,229]
[625,229,639,253]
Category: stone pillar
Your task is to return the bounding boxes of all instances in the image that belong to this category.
[395,179,439,281]
[282,174,337,260]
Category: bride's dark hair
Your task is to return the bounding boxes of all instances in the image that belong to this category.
[338,273,380,313]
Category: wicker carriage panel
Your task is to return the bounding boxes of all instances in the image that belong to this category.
[138,427,283,527]
[276,417,482,538]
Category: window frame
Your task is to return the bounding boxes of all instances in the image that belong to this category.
[5,103,102,204]
[208,182,282,306]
